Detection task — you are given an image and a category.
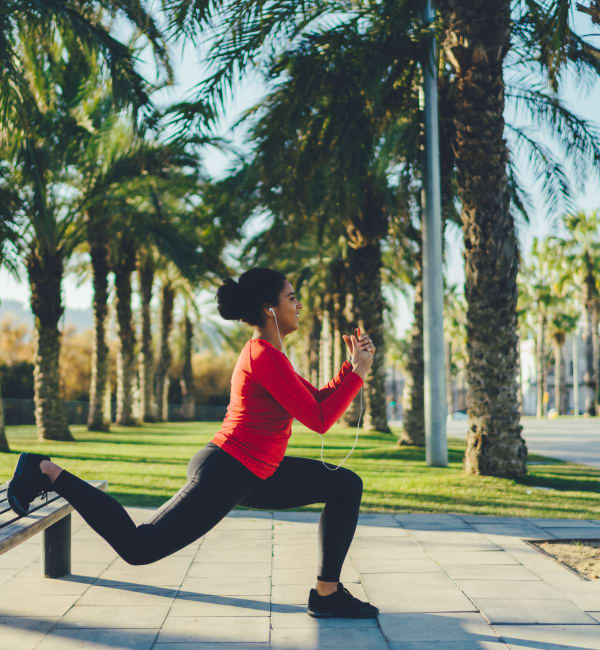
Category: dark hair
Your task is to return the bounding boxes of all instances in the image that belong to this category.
[216,267,287,326]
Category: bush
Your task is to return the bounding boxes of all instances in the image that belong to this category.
[192,351,237,406]
[0,361,34,398]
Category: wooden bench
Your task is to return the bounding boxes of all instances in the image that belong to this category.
[0,479,107,578]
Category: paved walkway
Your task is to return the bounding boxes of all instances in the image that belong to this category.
[1,509,600,649]
[447,419,600,468]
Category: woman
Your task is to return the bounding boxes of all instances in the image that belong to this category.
[7,267,378,618]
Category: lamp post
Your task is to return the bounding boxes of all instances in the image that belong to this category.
[422,0,447,466]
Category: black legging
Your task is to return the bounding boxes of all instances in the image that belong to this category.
[53,442,363,582]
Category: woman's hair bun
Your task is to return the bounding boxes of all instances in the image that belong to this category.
[216,278,245,320]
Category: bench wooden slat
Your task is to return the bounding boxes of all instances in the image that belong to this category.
[0,480,107,555]
[0,492,65,529]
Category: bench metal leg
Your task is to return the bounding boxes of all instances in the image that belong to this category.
[42,514,71,578]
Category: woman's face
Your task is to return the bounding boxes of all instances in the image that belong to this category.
[273,280,302,334]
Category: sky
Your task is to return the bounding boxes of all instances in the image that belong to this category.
[1,4,599,336]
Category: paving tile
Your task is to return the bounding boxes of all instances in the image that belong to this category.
[475,597,597,624]
[203,528,272,540]
[561,584,600,610]
[429,551,519,565]
[272,564,359,585]
[0,616,56,650]
[0,568,17,585]
[76,584,178,606]
[180,576,271,596]
[192,550,271,564]
[350,545,427,560]
[471,524,547,537]
[98,568,189,585]
[530,518,600,528]
[199,539,271,552]
[389,642,507,649]
[169,594,271,617]
[36,627,158,649]
[379,612,496,641]
[157,615,270,643]
[494,624,600,650]
[0,593,79,617]
[456,579,562,599]
[352,558,441,574]
[270,627,389,648]
[443,564,540,581]
[589,611,600,623]
[361,574,476,613]
[2,575,91,596]
[56,604,170,628]
[271,610,378,628]
[187,562,271,578]
[152,642,270,650]
[542,527,600,539]
[17,561,110,579]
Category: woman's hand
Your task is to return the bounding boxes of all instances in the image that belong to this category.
[342,331,375,380]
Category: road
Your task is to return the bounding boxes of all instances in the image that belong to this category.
[445,417,600,468]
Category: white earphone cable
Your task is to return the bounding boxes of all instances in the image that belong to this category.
[271,307,360,471]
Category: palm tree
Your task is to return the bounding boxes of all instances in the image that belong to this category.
[559,212,600,415]
[0,209,21,451]
[1,7,169,440]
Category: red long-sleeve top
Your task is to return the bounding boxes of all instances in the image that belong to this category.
[211,338,363,478]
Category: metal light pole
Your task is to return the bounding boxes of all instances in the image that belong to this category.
[422,0,447,466]
[573,329,579,416]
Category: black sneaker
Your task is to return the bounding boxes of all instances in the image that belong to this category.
[7,453,52,517]
[308,582,379,618]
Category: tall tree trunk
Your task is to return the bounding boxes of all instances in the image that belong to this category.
[582,277,598,415]
[517,338,525,415]
[400,244,425,446]
[0,378,8,451]
[552,333,566,415]
[445,338,454,419]
[138,254,156,422]
[155,281,175,421]
[438,0,527,476]
[114,238,139,426]
[320,298,333,384]
[346,197,390,433]
[27,247,72,441]
[181,315,195,421]
[87,232,111,431]
[309,299,322,387]
[536,312,546,418]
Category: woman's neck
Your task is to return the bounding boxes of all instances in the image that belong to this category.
[253,325,283,350]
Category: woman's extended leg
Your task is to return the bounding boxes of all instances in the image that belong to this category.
[17,444,260,565]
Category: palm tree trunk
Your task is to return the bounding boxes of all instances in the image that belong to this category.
[536,312,546,417]
[138,254,156,422]
[87,235,111,431]
[309,301,322,387]
[582,279,598,415]
[552,337,564,415]
[155,281,175,421]
[114,239,138,426]
[181,315,195,421]
[400,245,424,446]
[438,0,527,476]
[445,338,454,419]
[27,248,72,441]
[0,379,8,451]
[347,233,390,433]
[320,300,333,384]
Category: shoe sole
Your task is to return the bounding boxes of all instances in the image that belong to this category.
[307,609,378,619]
[7,454,33,517]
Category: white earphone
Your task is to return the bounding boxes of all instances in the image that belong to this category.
[269,305,362,471]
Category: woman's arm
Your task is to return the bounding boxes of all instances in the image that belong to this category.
[250,347,362,434]
[296,362,354,402]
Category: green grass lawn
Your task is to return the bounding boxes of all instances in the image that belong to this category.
[1,422,598,519]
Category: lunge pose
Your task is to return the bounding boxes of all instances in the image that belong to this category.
[8,267,378,618]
